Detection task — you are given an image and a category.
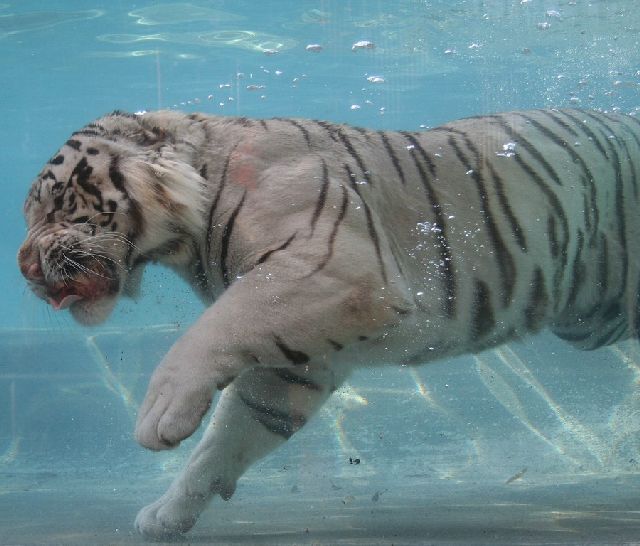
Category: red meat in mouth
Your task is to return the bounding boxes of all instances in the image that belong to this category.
[44,272,117,311]
[47,285,84,310]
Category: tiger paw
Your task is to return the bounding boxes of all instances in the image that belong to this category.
[135,367,214,451]
[134,493,202,540]
[134,479,236,539]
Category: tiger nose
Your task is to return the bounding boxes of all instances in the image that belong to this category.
[17,242,44,281]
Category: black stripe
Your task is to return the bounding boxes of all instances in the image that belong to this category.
[472,279,495,340]
[401,132,437,177]
[581,111,628,300]
[110,110,137,119]
[42,170,57,181]
[306,184,349,276]
[108,155,126,193]
[402,133,455,317]
[539,110,579,138]
[49,154,64,165]
[352,126,371,138]
[313,120,338,142]
[379,132,406,185]
[259,119,268,131]
[206,147,235,262]
[71,129,100,138]
[109,155,143,234]
[596,319,627,347]
[233,117,253,128]
[238,392,303,439]
[327,339,343,351]
[486,160,527,251]
[447,131,516,307]
[505,144,570,276]
[603,113,640,200]
[602,301,622,322]
[220,193,246,288]
[66,139,82,151]
[518,113,568,149]
[336,128,373,186]
[558,110,614,241]
[519,112,599,240]
[609,113,640,153]
[390,304,412,316]
[71,157,101,209]
[274,336,310,365]
[85,122,107,133]
[566,230,586,308]
[272,368,322,391]
[276,118,312,148]
[200,163,208,179]
[256,233,295,265]
[490,115,563,186]
[525,267,548,331]
[310,160,329,235]
[558,110,609,160]
[344,165,388,284]
[625,114,640,129]
[635,277,640,338]
[597,234,608,294]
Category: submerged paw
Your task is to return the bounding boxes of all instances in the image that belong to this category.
[135,376,213,451]
[135,500,197,540]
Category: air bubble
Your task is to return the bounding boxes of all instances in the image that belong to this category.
[367,75,385,84]
[305,44,323,52]
[495,141,517,157]
[352,40,375,51]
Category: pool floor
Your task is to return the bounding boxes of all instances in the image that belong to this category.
[2,327,640,545]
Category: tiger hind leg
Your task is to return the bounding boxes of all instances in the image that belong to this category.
[134,365,345,539]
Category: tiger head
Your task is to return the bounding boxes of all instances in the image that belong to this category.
[18,111,206,325]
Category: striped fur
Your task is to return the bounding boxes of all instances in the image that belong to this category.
[18,109,640,538]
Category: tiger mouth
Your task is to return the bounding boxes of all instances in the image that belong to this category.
[47,286,84,310]
[45,275,119,310]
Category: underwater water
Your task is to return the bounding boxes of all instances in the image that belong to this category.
[2,0,640,544]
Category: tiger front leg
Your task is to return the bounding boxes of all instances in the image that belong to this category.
[135,366,345,539]
[135,257,407,452]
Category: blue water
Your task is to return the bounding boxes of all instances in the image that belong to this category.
[2,1,640,544]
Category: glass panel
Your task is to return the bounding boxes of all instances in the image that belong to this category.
[3,1,640,543]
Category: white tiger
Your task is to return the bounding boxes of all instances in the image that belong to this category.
[18,109,640,538]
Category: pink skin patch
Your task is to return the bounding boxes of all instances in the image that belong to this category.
[228,140,258,190]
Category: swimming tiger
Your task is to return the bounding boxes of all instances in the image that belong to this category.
[17,108,640,538]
